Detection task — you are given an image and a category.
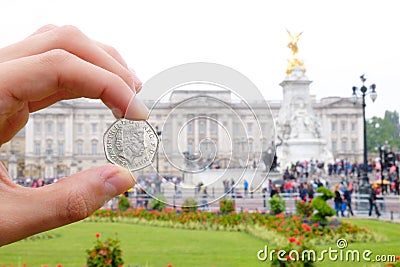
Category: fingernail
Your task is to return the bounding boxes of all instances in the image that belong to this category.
[104,166,135,199]
[130,68,142,93]
[111,108,123,118]
[125,96,149,120]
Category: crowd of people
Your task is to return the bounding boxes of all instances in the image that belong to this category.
[257,158,399,218]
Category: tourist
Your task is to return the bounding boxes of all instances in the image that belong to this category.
[284,180,292,194]
[200,186,209,211]
[394,175,400,195]
[0,25,147,246]
[344,182,354,216]
[307,183,314,202]
[368,185,382,218]
[299,182,307,201]
[333,184,345,217]
[243,179,249,197]
[270,184,279,198]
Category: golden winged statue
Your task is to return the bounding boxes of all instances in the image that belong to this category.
[286,30,306,75]
[287,30,302,55]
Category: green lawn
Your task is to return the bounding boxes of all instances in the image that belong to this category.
[0,222,267,267]
[0,219,399,267]
[316,219,400,267]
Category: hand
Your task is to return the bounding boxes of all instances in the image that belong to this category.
[0,25,148,246]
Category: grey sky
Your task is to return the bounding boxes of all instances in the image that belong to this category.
[1,0,398,119]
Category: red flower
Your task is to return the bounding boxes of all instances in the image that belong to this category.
[95,233,100,238]
[104,258,112,264]
[296,241,301,245]
[167,264,173,267]
[289,237,297,243]
[301,223,312,231]
[57,264,62,267]
[99,249,108,256]
[286,255,293,261]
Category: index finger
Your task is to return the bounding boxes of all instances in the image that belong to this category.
[0,49,148,119]
[0,25,139,92]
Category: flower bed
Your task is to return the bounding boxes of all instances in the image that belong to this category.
[86,208,382,246]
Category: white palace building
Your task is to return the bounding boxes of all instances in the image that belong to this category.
[0,75,363,180]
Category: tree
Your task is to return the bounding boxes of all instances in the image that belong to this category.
[311,187,335,224]
[269,194,286,215]
[385,110,400,141]
[367,110,400,152]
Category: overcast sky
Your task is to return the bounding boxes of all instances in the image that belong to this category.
[1,0,398,119]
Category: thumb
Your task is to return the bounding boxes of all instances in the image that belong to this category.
[1,164,134,246]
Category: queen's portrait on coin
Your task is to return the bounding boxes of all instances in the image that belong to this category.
[121,125,146,166]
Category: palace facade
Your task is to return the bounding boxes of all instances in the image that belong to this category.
[0,88,363,179]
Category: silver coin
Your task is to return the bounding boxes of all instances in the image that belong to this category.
[103,119,159,171]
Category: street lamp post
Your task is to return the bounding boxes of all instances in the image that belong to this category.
[155,126,162,173]
[377,144,385,191]
[155,126,162,194]
[352,74,377,185]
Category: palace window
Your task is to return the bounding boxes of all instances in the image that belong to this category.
[34,142,41,155]
[331,141,337,152]
[199,122,205,134]
[247,123,253,133]
[92,123,98,133]
[47,122,53,133]
[58,123,64,134]
[58,142,64,156]
[210,122,217,134]
[91,141,98,155]
[35,122,41,133]
[351,140,357,151]
[77,123,83,134]
[341,140,347,152]
[341,121,347,132]
[351,122,356,132]
[46,141,52,153]
[77,142,83,155]
[248,141,253,153]
[187,140,193,154]
[187,122,193,133]
[331,122,337,132]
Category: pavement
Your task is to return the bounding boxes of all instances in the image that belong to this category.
[343,212,400,223]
